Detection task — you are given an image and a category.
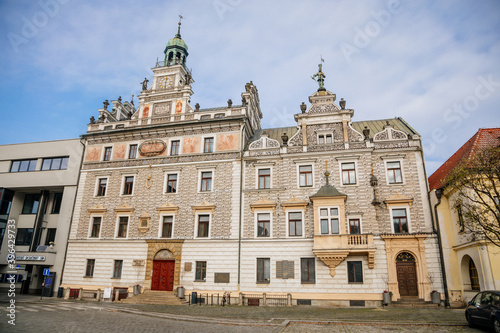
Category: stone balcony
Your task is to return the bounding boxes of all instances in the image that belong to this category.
[313,234,376,277]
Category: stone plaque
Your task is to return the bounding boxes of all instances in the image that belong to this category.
[153,102,171,116]
[132,260,145,266]
[184,262,192,272]
[214,273,230,283]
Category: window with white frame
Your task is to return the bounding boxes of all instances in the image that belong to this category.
[392,208,409,233]
[349,219,361,234]
[170,140,180,156]
[204,137,214,153]
[85,259,95,277]
[298,165,313,187]
[319,207,340,234]
[256,213,271,237]
[128,144,138,159]
[197,214,210,238]
[195,261,207,281]
[288,211,303,237]
[113,260,123,278]
[301,258,315,283]
[200,171,213,192]
[318,133,333,144]
[258,168,271,189]
[122,176,134,195]
[161,215,173,238]
[341,162,357,185]
[116,216,129,238]
[386,161,403,184]
[256,258,270,283]
[103,147,112,161]
[89,216,102,238]
[165,173,178,193]
[96,178,107,197]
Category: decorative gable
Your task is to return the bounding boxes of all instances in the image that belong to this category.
[373,122,408,142]
[249,135,280,149]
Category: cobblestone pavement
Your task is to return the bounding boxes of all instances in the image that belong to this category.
[0,301,488,333]
[0,302,281,333]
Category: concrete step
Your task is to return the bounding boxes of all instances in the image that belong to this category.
[120,291,187,305]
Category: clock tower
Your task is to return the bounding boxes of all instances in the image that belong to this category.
[135,20,194,123]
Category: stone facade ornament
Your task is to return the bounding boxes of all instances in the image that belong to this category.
[300,102,307,113]
[339,98,346,109]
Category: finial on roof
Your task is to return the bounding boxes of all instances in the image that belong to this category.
[103,100,109,110]
[118,96,122,103]
[324,160,330,185]
[177,15,183,37]
[311,58,326,91]
[131,94,134,105]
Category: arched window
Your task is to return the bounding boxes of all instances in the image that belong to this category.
[469,260,480,290]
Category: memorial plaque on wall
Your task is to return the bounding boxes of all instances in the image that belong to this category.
[184,262,192,272]
[214,273,230,283]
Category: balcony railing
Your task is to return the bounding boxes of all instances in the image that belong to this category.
[313,233,374,251]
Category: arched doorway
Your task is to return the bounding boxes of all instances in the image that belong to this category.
[396,252,418,297]
[151,250,175,291]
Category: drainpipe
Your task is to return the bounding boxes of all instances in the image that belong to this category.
[237,119,246,292]
[434,188,450,307]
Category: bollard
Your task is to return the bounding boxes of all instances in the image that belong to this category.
[77,288,83,300]
[97,289,101,301]
[287,293,292,306]
[263,293,267,306]
[239,292,243,306]
[63,287,70,300]
[115,290,120,302]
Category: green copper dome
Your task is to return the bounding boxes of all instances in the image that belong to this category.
[166,34,188,50]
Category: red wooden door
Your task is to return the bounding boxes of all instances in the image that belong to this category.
[151,260,175,291]
[397,262,418,297]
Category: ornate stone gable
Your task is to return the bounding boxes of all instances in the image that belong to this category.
[249,135,280,150]
[374,122,408,142]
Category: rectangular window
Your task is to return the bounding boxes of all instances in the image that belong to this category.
[166,174,177,193]
[195,261,207,281]
[288,212,303,236]
[392,208,408,233]
[257,258,270,283]
[45,228,57,245]
[117,216,128,238]
[103,147,112,161]
[200,171,212,192]
[85,259,95,277]
[301,258,316,283]
[349,219,361,234]
[128,144,138,159]
[22,194,40,214]
[97,178,107,196]
[41,157,69,170]
[170,140,180,156]
[113,260,123,278]
[10,159,37,172]
[15,228,34,246]
[347,261,363,283]
[387,161,403,184]
[258,168,271,189]
[161,216,173,238]
[197,214,209,237]
[299,165,313,187]
[318,134,332,144]
[204,137,214,153]
[123,176,134,195]
[90,217,102,238]
[320,207,340,234]
[342,162,356,185]
[51,193,63,214]
[257,213,271,237]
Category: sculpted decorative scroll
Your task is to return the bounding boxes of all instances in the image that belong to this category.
[139,139,166,157]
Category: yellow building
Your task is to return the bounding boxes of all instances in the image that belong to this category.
[429,128,500,306]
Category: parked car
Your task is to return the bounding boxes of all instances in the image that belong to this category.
[465,290,500,333]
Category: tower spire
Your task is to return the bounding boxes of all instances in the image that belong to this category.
[176,15,183,38]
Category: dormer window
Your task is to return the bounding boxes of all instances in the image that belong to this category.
[318,133,333,144]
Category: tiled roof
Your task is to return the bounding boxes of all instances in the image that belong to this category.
[428,128,500,190]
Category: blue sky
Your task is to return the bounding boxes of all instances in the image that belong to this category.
[0,0,499,174]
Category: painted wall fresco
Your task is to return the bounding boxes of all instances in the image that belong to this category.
[85,146,102,162]
[216,133,240,151]
[142,105,150,118]
[182,137,200,154]
[113,144,126,160]
[175,100,183,114]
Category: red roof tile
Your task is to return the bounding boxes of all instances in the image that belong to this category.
[428,128,500,190]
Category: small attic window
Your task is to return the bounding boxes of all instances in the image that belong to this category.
[115,124,124,129]
[318,133,333,144]
[104,125,113,130]
[214,113,225,118]
[200,115,211,120]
